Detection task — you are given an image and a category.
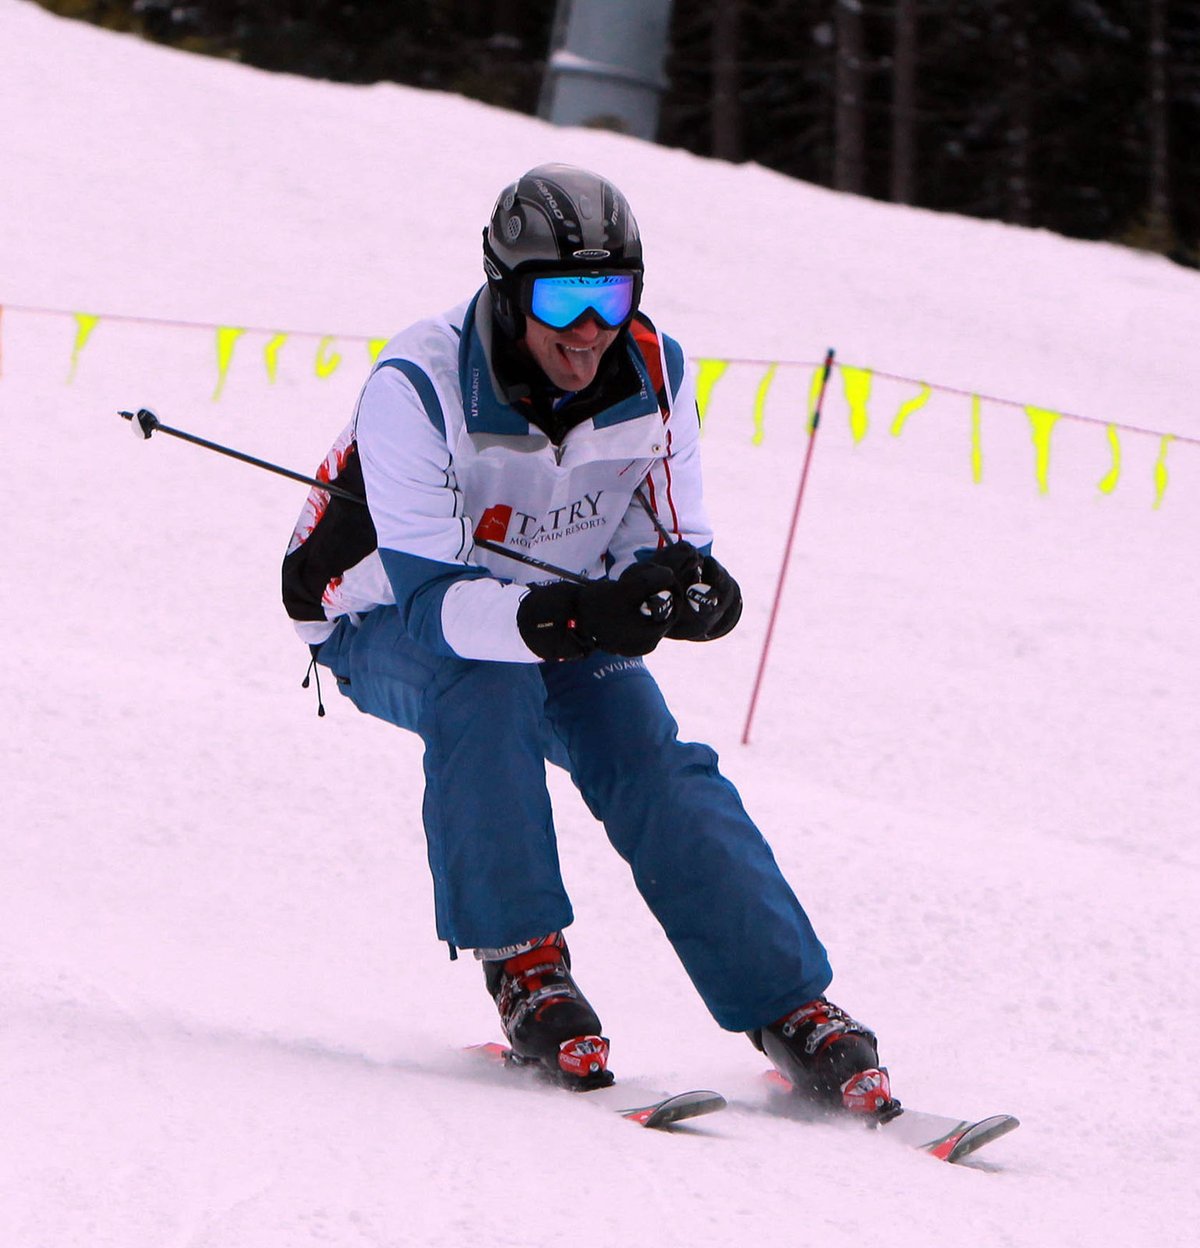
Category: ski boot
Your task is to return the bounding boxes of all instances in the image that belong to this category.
[749,997,898,1118]
[481,932,613,1090]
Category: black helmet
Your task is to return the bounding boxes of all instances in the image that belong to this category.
[483,162,644,339]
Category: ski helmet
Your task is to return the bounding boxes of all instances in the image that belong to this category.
[482,163,644,339]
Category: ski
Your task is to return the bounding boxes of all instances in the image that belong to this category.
[762,1070,1019,1163]
[467,1042,727,1130]
[875,1106,1020,1162]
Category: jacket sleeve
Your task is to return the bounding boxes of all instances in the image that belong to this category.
[605,354,716,575]
[355,364,540,663]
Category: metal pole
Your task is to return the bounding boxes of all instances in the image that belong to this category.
[740,348,836,745]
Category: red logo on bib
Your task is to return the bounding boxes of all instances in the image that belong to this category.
[475,504,513,542]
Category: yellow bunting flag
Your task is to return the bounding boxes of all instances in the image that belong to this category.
[1025,405,1061,495]
[1153,434,1174,509]
[840,365,872,443]
[263,333,288,382]
[971,395,984,483]
[368,338,389,364]
[751,363,778,445]
[1098,424,1121,495]
[315,337,341,378]
[806,365,824,433]
[68,312,100,382]
[213,326,245,400]
[694,359,729,426]
[891,383,932,436]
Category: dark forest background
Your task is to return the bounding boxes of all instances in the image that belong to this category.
[33,1,1200,266]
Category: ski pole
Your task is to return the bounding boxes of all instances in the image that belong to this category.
[631,484,717,613]
[740,347,836,745]
[119,408,367,504]
[473,538,587,586]
[118,407,670,618]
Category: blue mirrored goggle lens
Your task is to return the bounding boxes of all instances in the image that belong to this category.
[528,274,635,329]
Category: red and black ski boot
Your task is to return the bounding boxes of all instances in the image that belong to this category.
[750,997,897,1117]
[482,932,612,1090]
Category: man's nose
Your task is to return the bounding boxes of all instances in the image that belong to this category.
[564,314,603,341]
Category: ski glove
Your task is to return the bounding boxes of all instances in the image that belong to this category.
[517,562,679,662]
[646,541,743,642]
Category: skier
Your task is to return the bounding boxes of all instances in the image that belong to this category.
[283,163,890,1114]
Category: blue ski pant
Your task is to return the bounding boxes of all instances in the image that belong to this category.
[316,607,832,1032]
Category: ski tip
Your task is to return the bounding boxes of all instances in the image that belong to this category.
[621,1090,727,1130]
[950,1114,1020,1162]
[935,1114,1021,1163]
[465,1041,511,1063]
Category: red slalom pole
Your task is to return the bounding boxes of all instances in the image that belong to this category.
[741,348,836,745]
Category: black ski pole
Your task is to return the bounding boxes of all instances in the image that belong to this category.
[120,408,368,505]
[470,537,668,618]
[631,484,717,613]
[472,538,587,586]
[118,407,670,616]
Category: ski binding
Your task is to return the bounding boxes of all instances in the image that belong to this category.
[468,1041,727,1130]
[763,1069,1019,1163]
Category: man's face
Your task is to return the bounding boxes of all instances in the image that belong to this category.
[522,313,619,391]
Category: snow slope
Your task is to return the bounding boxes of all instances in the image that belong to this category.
[2,1,1199,1244]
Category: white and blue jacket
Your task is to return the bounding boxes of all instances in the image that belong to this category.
[283,290,713,662]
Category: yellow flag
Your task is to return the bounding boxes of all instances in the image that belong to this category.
[971,395,983,483]
[213,326,245,400]
[752,364,778,445]
[891,383,931,436]
[1098,425,1121,495]
[1025,405,1061,494]
[68,312,100,382]
[263,333,288,382]
[315,337,341,378]
[806,365,824,434]
[1153,435,1174,509]
[368,338,388,364]
[840,365,872,443]
[694,358,729,427]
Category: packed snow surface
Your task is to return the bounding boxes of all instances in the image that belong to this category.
[3,1,1199,1244]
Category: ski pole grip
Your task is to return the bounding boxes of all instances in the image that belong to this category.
[119,408,161,440]
[639,589,675,621]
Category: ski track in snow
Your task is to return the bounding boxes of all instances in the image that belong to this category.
[2,1,1198,1244]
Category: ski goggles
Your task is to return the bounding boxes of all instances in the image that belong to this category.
[521,272,640,331]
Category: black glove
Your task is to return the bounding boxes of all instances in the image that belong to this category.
[647,541,743,642]
[516,581,593,662]
[517,562,679,662]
